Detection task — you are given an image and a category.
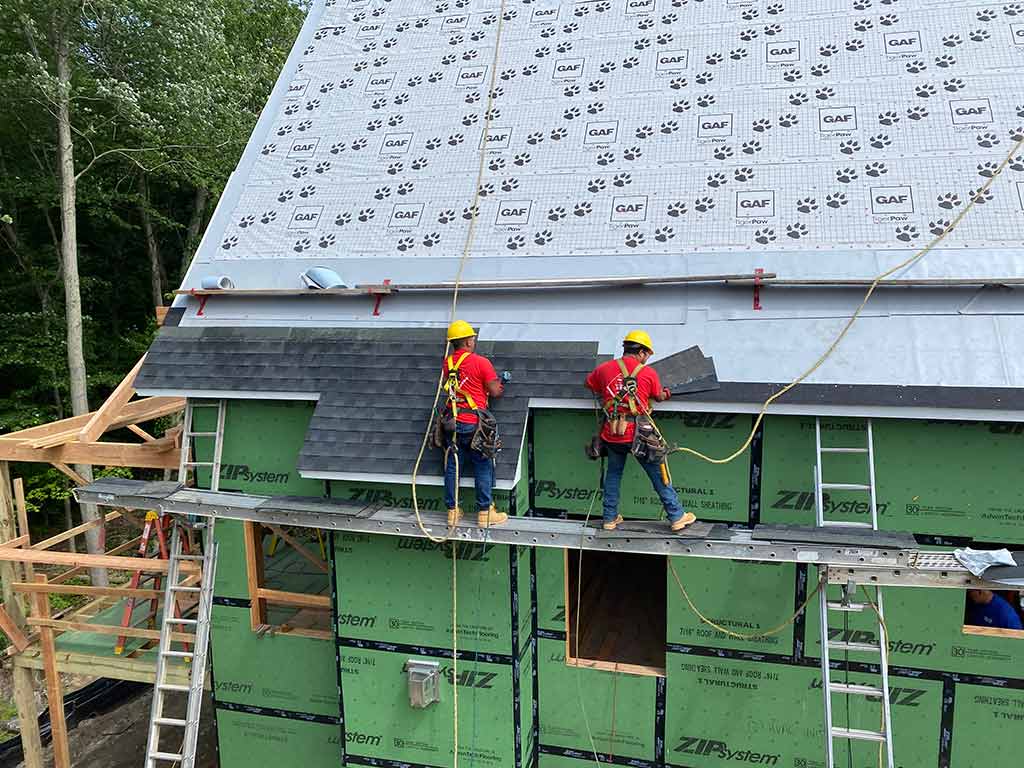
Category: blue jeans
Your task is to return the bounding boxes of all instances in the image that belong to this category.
[602,441,684,523]
[444,422,494,512]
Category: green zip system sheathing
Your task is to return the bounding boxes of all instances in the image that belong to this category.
[198,399,1024,768]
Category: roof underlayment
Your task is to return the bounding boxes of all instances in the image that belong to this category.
[165,0,1024,398]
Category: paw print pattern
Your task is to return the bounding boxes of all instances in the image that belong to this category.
[513,153,532,167]
[905,60,927,74]
[654,226,675,242]
[636,125,655,139]
[836,167,859,183]
[276,124,293,136]
[624,232,646,248]
[335,212,351,227]
[477,182,494,198]
[879,13,899,26]
[260,210,278,224]
[865,161,888,177]
[613,173,632,187]
[696,93,716,108]
[937,192,962,210]
[385,162,404,177]
[713,146,735,160]
[895,225,919,242]
[825,192,848,209]
[422,232,441,247]
[669,76,687,90]
[667,201,688,217]
[742,140,762,155]
[1011,155,1024,173]
[789,91,809,106]
[292,165,309,179]
[672,100,691,113]
[293,238,312,253]
[526,131,544,145]
[906,106,929,121]
[221,235,238,250]
[819,43,839,57]
[786,223,808,239]
[970,28,992,42]
[915,83,937,99]
[437,209,456,224]
[810,63,830,77]
[548,206,567,222]
[588,79,606,93]
[976,8,997,21]
[935,54,956,69]
[284,103,299,117]
[506,234,526,250]
[587,178,607,193]
[707,172,727,188]
[660,120,679,134]
[318,234,336,249]
[816,87,835,101]
[870,133,892,149]
[550,127,568,141]
[752,118,771,133]
[977,132,1000,148]
[296,120,313,132]
[370,97,388,110]
[534,230,553,246]
[929,219,952,236]
[260,143,277,155]
[622,56,640,69]
[734,167,755,182]
[878,111,900,127]
[563,83,581,98]
[366,118,383,132]
[839,140,861,155]
[358,208,375,222]
[462,205,479,221]
[396,237,415,252]
[238,214,256,229]
[373,187,391,200]
[754,228,776,244]
[782,68,802,83]
[411,157,429,171]
[447,133,465,146]
[623,146,643,161]
[796,197,818,213]
[488,158,506,172]
[846,38,865,51]
[587,102,605,115]
[694,196,716,212]
[977,161,1000,178]
[277,189,294,203]
[397,182,415,195]
[970,187,994,204]
[778,113,799,128]
[574,201,593,217]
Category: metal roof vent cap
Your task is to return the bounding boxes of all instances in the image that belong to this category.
[301,266,348,290]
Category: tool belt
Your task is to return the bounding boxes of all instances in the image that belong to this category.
[631,414,668,464]
[431,408,502,460]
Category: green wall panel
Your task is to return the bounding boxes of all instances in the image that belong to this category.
[212,519,249,601]
[214,709,340,768]
[665,654,822,767]
[210,605,339,717]
[805,583,1024,678]
[517,546,532,654]
[760,415,1024,542]
[328,477,513,514]
[520,639,535,763]
[340,647,515,768]
[533,410,750,522]
[667,557,796,656]
[538,638,655,761]
[950,684,1024,766]
[334,534,515,655]
[535,548,566,633]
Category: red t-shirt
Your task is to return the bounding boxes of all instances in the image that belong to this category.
[442,352,498,424]
[585,357,663,443]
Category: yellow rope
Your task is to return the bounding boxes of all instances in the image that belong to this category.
[669,559,824,639]
[667,136,1024,466]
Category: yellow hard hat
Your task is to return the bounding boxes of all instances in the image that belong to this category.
[447,320,477,342]
[623,329,653,352]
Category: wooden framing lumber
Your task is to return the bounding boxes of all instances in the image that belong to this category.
[50,462,88,486]
[265,524,329,573]
[0,440,179,469]
[0,535,29,548]
[12,666,43,768]
[78,355,146,443]
[15,397,182,449]
[255,588,331,610]
[31,575,70,768]
[27,618,194,645]
[31,510,122,550]
[14,583,163,600]
[0,604,30,652]
[243,521,268,628]
[12,479,34,590]
[50,536,141,584]
[0,547,200,574]
[126,424,156,442]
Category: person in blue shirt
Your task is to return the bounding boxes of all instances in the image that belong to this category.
[966,589,1023,630]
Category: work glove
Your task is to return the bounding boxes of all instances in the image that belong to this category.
[661,387,671,401]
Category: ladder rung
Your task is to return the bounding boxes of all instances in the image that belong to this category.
[166,617,198,625]
[820,521,874,528]
[185,431,220,437]
[150,751,185,762]
[171,585,201,592]
[154,717,188,727]
[820,447,869,453]
[828,640,881,653]
[176,554,205,561]
[831,726,886,743]
[161,650,194,659]
[829,682,884,697]
[183,461,215,467]
[820,483,872,490]
[158,683,190,693]
[826,601,866,612]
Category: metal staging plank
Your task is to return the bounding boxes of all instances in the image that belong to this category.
[752,523,916,550]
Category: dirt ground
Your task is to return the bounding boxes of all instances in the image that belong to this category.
[4,681,217,768]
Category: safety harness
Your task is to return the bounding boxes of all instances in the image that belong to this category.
[431,352,502,458]
[590,357,668,464]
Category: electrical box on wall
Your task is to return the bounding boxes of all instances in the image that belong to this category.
[403,660,440,709]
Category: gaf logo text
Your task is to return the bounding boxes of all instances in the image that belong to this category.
[735,191,776,219]
[458,66,487,87]
[287,79,310,98]
[532,6,558,22]
[442,15,469,29]
[380,132,413,155]
[365,72,395,92]
[883,31,922,54]
[1013,24,1024,44]
[765,41,800,63]
[697,114,733,138]
[288,206,324,230]
[495,200,532,226]
[553,58,585,79]
[356,23,383,38]
[949,98,992,126]
[288,137,320,158]
[389,203,424,227]
[871,186,914,215]
[610,195,648,223]
[584,120,619,145]
[625,0,656,14]
[656,50,689,72]
[819,106,857,132]
[480,127,512,149]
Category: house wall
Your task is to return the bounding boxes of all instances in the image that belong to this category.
[204,400,1024,768]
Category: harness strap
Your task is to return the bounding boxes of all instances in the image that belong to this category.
[445,352,478,413]
[603,358,645,418]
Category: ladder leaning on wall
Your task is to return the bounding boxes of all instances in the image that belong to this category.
[143,399,225,767]
[813,417,896,768]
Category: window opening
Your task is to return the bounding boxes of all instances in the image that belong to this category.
[962,588,1024,638]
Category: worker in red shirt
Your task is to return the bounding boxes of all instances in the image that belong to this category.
[585,330,697,532]
[441,320,507,528]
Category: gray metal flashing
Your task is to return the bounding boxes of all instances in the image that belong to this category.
[135,388,320,401]
[73,478,1010,590]
[299,469,519,492]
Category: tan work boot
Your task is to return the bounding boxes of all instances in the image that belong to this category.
[447,507,464,527]
[477,505,508,527]
[602,515,624,531]
[670,512,698,532]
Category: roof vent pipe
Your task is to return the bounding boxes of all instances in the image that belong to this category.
[301,267,348,289]
[199,275,235,290]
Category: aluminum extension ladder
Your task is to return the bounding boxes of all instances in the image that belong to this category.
[813,417,895,768]
[178,399,227,493]
[144,519,218,767]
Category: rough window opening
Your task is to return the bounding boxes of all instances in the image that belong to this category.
[961,588,1024,638]
[566,548,666,676]
[243,522,333,638]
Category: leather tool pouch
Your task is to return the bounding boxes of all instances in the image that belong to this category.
[470,409,502,459]
[431,410,457,450]
[631,415,668,464]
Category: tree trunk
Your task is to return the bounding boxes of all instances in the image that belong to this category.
[54,18,106,586]
[139,175,163,308]
[180,185,209,281]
